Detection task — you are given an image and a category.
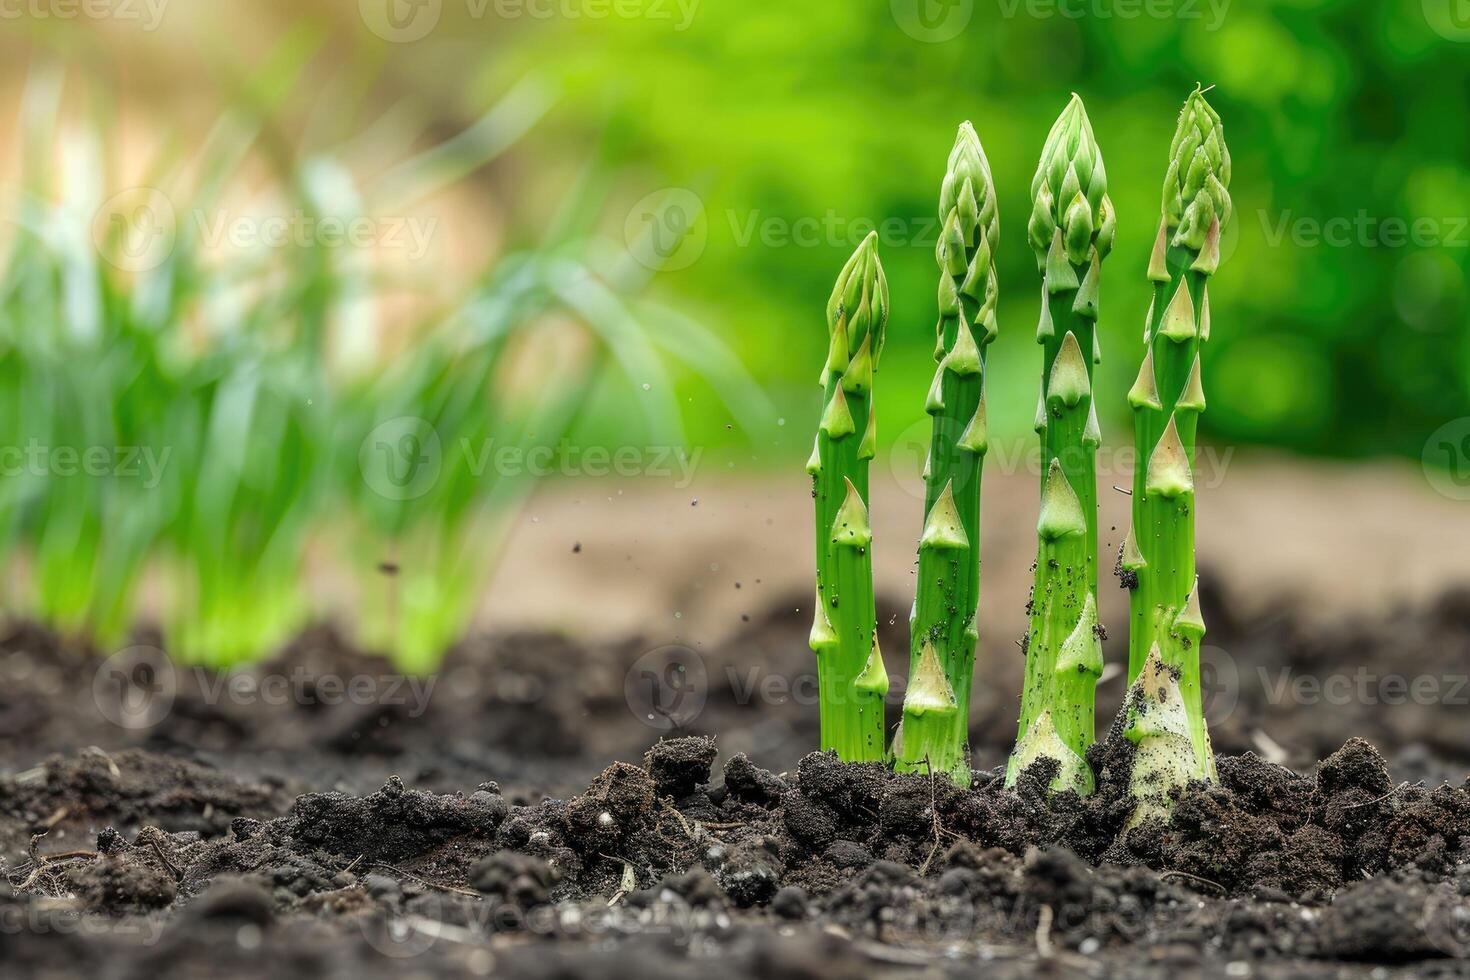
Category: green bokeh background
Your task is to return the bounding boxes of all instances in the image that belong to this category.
[485,0,1470,463]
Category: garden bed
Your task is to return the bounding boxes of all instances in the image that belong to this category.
[2,584,1468,977]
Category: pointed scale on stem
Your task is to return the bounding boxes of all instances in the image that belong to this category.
[1158,279,1197,343]
[809,592,837,653]
[1037,459,1087,542]
[1083,402,1102,448]
[854,633,889,695]
[1122,645,1197,827]
[1177,356,1206,413]
[1012,710,1093,795]
[958,391,988,455]
[920,480,969,552]
[1056,592,1103,678]
[831,477,872,549]
[905,639,959,718]
[1047,331,1091,411]
[1172,577,1205,644]
[820,385,855,439]
[1145,414,1194,499]
[1119,528,1146,573]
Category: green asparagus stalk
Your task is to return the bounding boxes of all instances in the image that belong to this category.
[1006,95,1116,794]
[808,231,889,762]
[1119,87,1232,788]
[893,122,999,785]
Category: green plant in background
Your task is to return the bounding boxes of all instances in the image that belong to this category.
[0,67,209,651]
[0,52,761,669]
[892,123,998,786]
[349,135,769,671]
[346,298,579,673]
[347,248,739,672]
[807,232,889,761]
[149,38,380,665]
[1119,88,1232,820]
[1007,95,1114,794]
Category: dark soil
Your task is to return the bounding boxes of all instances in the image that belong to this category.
[2,583,1469,977]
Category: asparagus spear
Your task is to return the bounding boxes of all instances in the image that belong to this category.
[1119,88,1232,789]
[1007,95,1115,793]
[808,231,889,762]
[893,122,999,785]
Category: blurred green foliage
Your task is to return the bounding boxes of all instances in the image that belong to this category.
[0,48,762,667]
[492,0,1470,461]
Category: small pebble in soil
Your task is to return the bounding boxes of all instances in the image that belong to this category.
[230,818,262,840]
[470,851,559,907]
[716,859,778,908]
[771,885,809,920]
[471,790,510,825]
[645,736,717,798]
[187,878,275,927]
